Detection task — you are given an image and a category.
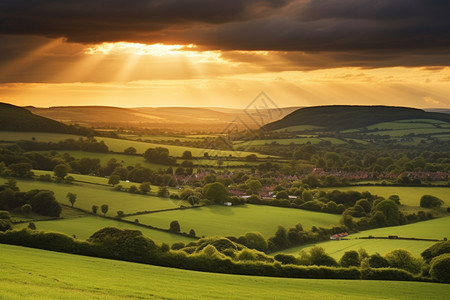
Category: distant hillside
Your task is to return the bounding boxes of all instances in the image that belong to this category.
[0,102,89,134]
[262,105,450,131]
[26,105,300,131]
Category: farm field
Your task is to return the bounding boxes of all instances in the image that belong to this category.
[95,136,264,158]
[0,131,82,142]
[15,216,195,244]
[276,216,450,258]
[235,137,348,147]
[125,204,341,238]
[119,134,208,142]
[35,150,167,170]
[2,243,449,300]
[9,178,184,215]
[322,186,450,206]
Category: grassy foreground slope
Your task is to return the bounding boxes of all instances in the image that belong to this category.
[1,244,449,300]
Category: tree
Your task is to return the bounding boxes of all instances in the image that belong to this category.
[124,147,137,155]
[29,191,61,217]
[385,249,423,274]
[8,163,34,178]
[181,150,192,159]
[339,250,361,267]
[203,182,228,204]
[420,195,444,208]
[101,204,109,216]
[157,186,170,198]
[375,199,401,226]
[108,175,120,186]
[430,254,450,283]
[272,226,289,248]
[169,220,181,233]
[187,195,200,206]
[246,179,262,194]
[276,191,289,199]
[0,210,12,232]
[116,210,125,218]
[139,182,151,194]
[309,246,338,266]
[53,164,70,179]
[189,229,196,237]
[92,205,99,214]
[244,232,268,252]
[368,253,390,268]
[302,190,313,202]
[66,192,77,207]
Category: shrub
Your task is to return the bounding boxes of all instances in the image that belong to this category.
[169,220,181,233]
[368,253,390,268]
[309,246,338,267]
[171,242,185,250]
[420,195,444,208]
[243,232,268,252]
[29,190,61,217]
[421,241,450,263]
[429,253,450,283]
[361,268,414,281]
[274,254,297,265]
[385,249,423,274]
[339,250,361,267]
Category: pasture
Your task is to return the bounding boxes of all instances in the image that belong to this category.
[15,216,195,244]
[1,243,449,300]
[124,204,341,238]
[95,136,264,158]
[321,186,450,206]
[276,216,450,258]
[10,178,185,216]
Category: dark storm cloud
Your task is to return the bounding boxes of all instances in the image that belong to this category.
[0,0,449,67]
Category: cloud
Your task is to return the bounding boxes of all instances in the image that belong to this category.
[0,0,449,69]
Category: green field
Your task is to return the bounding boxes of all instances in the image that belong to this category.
[10,178,184,216]
[276,217,450,258]
[2,244,449,300]
[322,186,450,206]
[15,216,195,244]
[96,136,264,158]
[0,131,82,142]
[125,204,341,238]
[274,125,324,132]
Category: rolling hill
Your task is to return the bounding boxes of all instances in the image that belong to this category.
[262,105,450,131]
[26,105,300,130]
[0,102,89,134]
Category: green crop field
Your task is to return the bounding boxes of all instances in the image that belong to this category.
[322,186,450,206]
[15,216,195,244]
[276,217,450,258]
[274,125,324,132]
[1,244,449,300]
[95,136,264,158]
[35,150,168,170]
[124,204,341,238]
[120,134,207,142]
[10,178,185,216]
[0,131,82,142]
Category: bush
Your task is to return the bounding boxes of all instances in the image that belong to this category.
[361,268,414,281]
[339,250,360,267]
[421,241,450,263]
[429,253,450,283]
[274,254,298,265]
[420,195,444,208]
[385,249,423,274]
[368,253,390,268]
[29,190,61,217]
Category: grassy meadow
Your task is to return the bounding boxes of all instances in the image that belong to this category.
[11,178,184,216]
[125,204,341,238]
[15,216,195,244]
[0,131,81,142]
[276,216,450,258]
[2,243,449,300]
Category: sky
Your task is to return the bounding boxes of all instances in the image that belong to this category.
[0,0,449,109]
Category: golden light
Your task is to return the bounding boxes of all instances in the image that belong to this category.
[84,42,197,56]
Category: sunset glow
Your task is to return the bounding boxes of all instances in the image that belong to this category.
[0,0,449,108]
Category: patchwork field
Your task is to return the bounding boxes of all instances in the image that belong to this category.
[11,178,184,215]
[322,186,450,206]
[15,216,195,244]
[96,136,264,158]
[1,244,449,300]
[276,216,450,258]
[125,204,341,238]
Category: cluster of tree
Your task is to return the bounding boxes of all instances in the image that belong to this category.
[16,138,109,153]
[144,147,176,165]
[2,227,448,282]
[0,181,61,217]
